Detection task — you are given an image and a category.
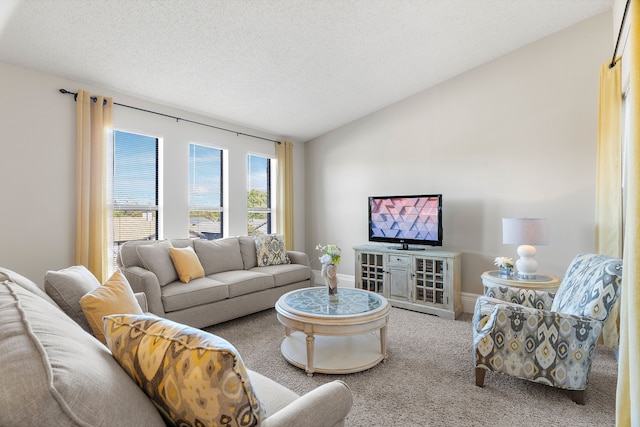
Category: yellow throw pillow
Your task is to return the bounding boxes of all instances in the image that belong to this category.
[169,246,205,283]
[103,314,266,427]
[79,270,143,344]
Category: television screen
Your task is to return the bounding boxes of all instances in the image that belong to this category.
[368,194,442,249]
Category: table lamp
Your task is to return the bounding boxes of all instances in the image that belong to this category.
[502,218,550,279]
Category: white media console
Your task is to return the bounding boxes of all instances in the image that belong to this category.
[353,244,462,319]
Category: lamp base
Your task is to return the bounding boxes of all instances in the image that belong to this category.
[515,244,538,279]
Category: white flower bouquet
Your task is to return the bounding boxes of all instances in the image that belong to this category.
[316,243,341,265]
[494,256,514,270]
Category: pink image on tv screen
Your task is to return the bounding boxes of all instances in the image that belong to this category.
[370,197,439,240]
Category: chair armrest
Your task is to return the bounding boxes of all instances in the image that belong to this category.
[260,380,352,427]
[474,295,604,343]
[121,266,165,316]
[484,283,555,310]
[287,251,310,266]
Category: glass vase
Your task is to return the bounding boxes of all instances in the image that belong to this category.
[498,266,514,278]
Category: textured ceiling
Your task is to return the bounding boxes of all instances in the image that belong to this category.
[0,0,613,142]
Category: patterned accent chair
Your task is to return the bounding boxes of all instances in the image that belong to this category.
[473,253,622,404]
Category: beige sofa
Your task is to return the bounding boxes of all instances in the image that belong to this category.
[117,236,312,328]
[0,266,352,427]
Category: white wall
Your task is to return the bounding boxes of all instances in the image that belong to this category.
[304,12,613,297]
[0,62,306,283]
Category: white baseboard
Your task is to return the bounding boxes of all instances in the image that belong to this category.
[460,292,479,315]
[313,270,480,314]
[312,270,355,288]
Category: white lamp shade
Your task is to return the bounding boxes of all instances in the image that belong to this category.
[502,218,550,246]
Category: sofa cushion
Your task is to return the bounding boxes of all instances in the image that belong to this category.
[44,265,101,334]
[239,236,258,269]
[251,264,311,287]
[0,280,165,427]
[79,269,144,344]
[117,239,154,268]
[136,240,178,286]
[0,266,58,306]
[255,234,291,267]
[161,277,229,312]
[170,238,196,249]
[208,270,275,298]
[169,246,205,283]
[104,314,266,427]
[194,237,244,275]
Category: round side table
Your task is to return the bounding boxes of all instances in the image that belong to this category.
[481,270,560,293]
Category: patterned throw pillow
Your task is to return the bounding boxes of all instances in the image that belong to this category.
[103,314,266,427]
[168,246,205,283]
[254,234,291,267]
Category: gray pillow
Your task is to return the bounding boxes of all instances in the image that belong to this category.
[239,236,258,269]
[0,280,165,426]
[194,238,244,275]
[44,265,101,333]
[136,240,178,286]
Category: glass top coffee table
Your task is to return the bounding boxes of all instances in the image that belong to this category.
[275,287,390,376]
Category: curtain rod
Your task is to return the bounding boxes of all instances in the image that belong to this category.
[610,0,631,68]
[58,88,280,144]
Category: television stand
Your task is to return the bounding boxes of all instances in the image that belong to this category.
[391,244,424,251]
[354,244,462,319]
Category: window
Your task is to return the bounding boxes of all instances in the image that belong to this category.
[247,154,271,235]
[189,144,223,240]
[110,130,159,267]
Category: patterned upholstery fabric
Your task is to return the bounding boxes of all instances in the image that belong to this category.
[473,253,622,394]
[104,314,266,427]
[255,234,291,267]
[551,253,622,320]
[484,284,556,310]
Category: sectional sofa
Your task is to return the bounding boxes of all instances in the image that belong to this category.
[0,265,352,426]
[117,235,312,328]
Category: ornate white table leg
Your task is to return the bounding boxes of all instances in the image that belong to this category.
[380,324,388,362]
[305,333,315,376]
[284,326,291,337]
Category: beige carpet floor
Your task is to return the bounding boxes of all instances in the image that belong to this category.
[205,307,617,427]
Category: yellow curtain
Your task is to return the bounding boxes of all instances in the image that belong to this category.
[595,59,622,257]
[76,90,113,282]
[275,140,294,250]
[596,59,623,349]
[616,1,640,424]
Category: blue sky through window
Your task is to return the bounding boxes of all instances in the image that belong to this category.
[248,155,268,193]
[113,131,157,206]
[114,133,268,209]
[189,144,222,208]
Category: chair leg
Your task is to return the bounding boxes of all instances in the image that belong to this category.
[569,390,585,405]
[475,367,486,387]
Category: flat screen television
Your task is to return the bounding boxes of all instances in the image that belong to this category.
[368,194,443,249]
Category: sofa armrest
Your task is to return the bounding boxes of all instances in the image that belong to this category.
[287,251,310,266]
[121,266,165,316]
[133,292,148,312]
[261,380,352,427]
